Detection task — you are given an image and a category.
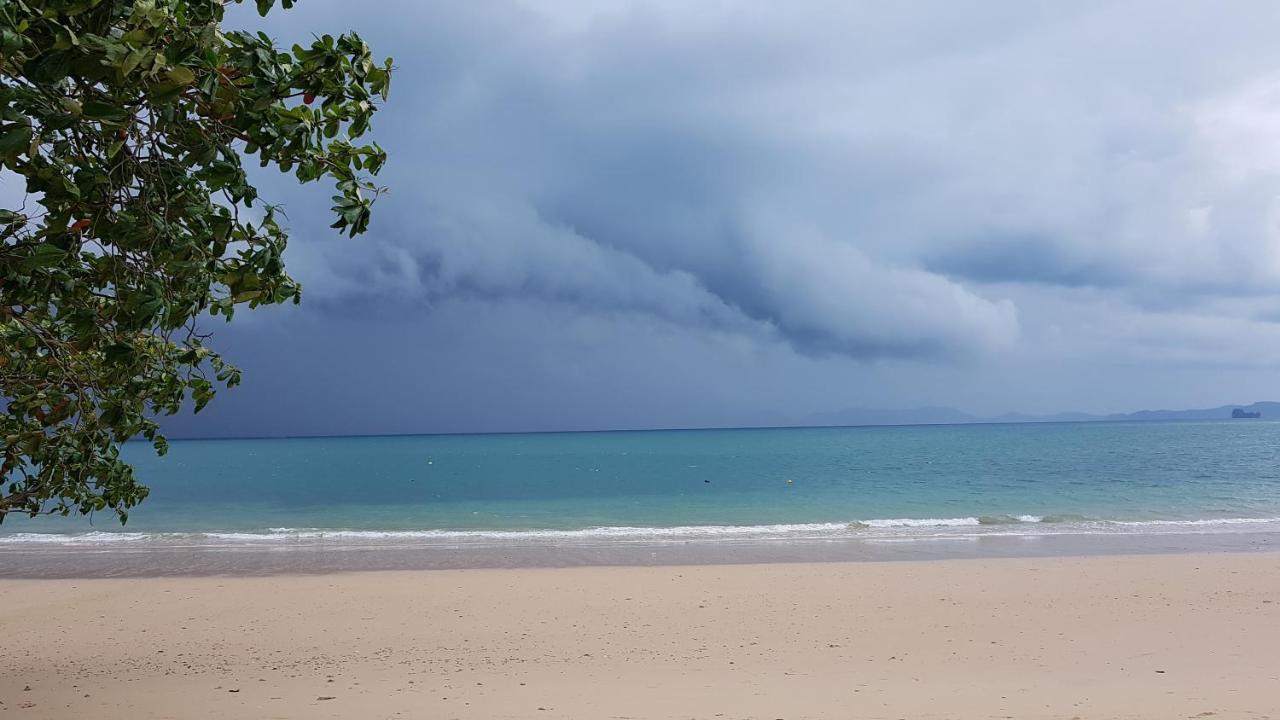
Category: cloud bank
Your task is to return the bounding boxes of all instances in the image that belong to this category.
[165,0,1280,435]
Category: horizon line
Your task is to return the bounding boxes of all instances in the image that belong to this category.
[152,412,1273,444]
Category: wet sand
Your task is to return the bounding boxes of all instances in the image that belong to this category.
[2,552,1279,719]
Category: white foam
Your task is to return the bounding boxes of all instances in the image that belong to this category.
[216,522,851,542]
[203,532,294,542]
[5,515,1280,547]
[1115,517,1280,527]
[859,517,982,528]
[0,532,153,545]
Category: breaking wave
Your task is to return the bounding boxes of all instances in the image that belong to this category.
[4,515,1280,548]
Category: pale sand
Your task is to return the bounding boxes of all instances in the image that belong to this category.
[2,553,1279,719]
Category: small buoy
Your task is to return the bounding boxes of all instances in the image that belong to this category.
[785,479,794,484]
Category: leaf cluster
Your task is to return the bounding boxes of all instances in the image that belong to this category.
[0,0,391,521]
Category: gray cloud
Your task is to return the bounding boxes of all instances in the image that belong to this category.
[249,0,1047,361]
[260,1,1280,344]
[159,0,1280,435]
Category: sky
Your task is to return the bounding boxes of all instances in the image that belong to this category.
[169,0,1280,436]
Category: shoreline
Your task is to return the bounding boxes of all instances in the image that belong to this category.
[3,552,1278,719]
[1,528,1278,578]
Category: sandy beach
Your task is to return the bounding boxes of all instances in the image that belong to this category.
[2,552,1278,719]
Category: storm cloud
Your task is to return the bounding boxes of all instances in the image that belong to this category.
[164,0,1280,435]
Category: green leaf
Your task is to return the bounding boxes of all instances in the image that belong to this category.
[26,243,67,268]
[0,125,33,157]
[103,343,136,365]
[81,102,130,122]
[121,49,148,76]
[167,66,196,85]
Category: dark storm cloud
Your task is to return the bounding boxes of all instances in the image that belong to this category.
[157,0,1280,436]
[243,0,1044,361]
[240,0,1280,362]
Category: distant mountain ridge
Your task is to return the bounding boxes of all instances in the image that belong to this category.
[806,401,1279,428]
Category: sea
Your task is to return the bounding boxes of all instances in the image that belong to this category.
[3,420,1280,575]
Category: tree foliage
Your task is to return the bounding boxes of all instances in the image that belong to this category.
[0,0,391,522]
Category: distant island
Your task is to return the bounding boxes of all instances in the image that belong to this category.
[164,401,1277,441]
[807,401,1277,428]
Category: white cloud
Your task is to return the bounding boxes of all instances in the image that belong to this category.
[230,0,1280,412]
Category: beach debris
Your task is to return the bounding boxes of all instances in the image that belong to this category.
[317,696,337,701]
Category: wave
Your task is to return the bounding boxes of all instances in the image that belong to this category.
[222,522,853,541]
[4,514,1280,547]
[0,531,156,545]
[851,514,1054,528]
[1113,517,1280,527]
[0,523,847,545]
[853,517,982,528]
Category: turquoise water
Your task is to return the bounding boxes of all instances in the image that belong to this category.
[4,420,1280,545]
